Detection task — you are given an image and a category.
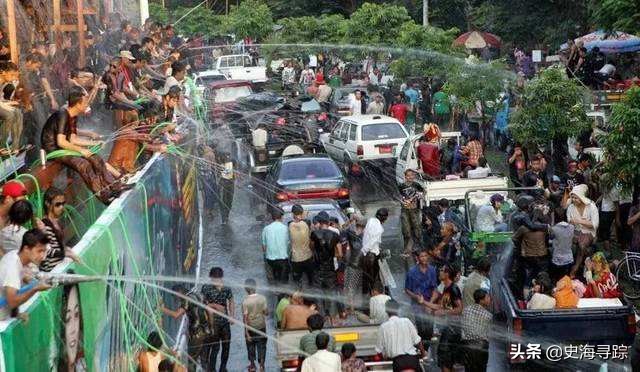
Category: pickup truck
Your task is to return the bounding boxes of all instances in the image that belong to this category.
[395,132,509,204]
[212,54,268,84]
[499,276,636,367]
[276,324,396,371]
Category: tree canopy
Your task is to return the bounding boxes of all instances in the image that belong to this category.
[345,3,413,45]
[600,87,640,193]
[225,0,274,40]
[510,67,590,148]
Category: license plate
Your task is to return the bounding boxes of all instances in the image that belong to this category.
[378,145,392,154]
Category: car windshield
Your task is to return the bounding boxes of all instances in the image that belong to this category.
[213,86,252,103]
[361,123,406,141]
[279,159,341,181]
[197,75,226,86]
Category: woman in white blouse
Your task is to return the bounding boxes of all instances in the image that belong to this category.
[566,184,599,277]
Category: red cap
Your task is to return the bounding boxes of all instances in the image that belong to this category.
[2,180,27,198]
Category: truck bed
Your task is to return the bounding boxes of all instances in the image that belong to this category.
[422,176,509,203]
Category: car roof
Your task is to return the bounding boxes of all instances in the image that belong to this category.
[197,70,226,77]
[208,79,252,88]
[280,154,333,163]
[339,114,402,126]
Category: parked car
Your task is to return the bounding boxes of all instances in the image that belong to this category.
[328,85,369,117]
[264,154,350,209]
[322,114,409,173]
[212,54,268,83]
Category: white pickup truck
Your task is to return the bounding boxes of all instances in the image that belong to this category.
[212,54,268,83]
[395,132,508,203]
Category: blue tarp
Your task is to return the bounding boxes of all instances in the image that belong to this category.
[561,31,640,53]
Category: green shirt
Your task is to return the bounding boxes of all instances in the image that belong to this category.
[299,330,336,355]
[433,91,450,115]
[275,297,290,325]
[328,76,342,88]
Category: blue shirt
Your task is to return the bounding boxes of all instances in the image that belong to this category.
[262,221,289,260]
[404,264,438,306]
[404,88,419,104]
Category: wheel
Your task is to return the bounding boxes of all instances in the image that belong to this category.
[615,257,640,300]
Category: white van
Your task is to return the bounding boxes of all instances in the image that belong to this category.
[321,115,409,171]
[212,54,268,83]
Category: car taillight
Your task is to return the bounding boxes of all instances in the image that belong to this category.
[513,318,522,336]
[357,145,363,156]
[372,353,383,362]
[276,117,286,125]
[337,188,350,198]
[628,314,637,334]
[282,359,300,368]
[275,192,289,201]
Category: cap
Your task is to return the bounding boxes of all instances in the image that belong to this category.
[551,175,561,183]
[119,50,136,60]
[2,180,27,198]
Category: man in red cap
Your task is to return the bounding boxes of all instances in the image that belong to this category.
[0,180,27,229]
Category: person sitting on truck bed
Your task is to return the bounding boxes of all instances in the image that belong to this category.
[583,252,621,299]
[527,272,556,310]
[299,313,336,356]
[281,292,317,330]
[416,135,440,178]
[375,299,425,372]
[459,134,483,169]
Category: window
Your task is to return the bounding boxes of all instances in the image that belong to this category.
[339,124,350,141]
[243,56,252,67]
[278,159,342,181]
[235,56,244,67]
[399,139,411,160]
[349,124,357,141]
[332,122,344,138]
[213,86,252,103]
[361,123,406,141]
[219,57,229,68]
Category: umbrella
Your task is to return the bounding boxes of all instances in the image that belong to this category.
[561,30,640,53]
[453,31,502,49]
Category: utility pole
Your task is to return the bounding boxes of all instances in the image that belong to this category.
[423,0,429,27]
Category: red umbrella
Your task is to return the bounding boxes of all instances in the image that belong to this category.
[453,31,502,49]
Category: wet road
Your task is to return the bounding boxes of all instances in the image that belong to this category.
[197,164,510,371]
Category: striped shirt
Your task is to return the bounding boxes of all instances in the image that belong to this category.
[39,218,65,272]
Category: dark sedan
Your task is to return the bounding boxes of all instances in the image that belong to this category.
[264,154,350,209]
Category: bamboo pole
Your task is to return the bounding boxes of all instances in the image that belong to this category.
[77,0,86,67]
[6,0,19,64]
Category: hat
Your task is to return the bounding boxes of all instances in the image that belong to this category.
[2,180,27,198]
[551,175,561,183]
[119,50,136,60]
[570,184,591,205]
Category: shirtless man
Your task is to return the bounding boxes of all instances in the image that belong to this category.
[280,292,317,330]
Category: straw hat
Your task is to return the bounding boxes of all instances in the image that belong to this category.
[570,184,591,205]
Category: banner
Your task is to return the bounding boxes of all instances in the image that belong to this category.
[0,151,201,372]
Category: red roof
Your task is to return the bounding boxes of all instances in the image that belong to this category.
[453,31,502,49]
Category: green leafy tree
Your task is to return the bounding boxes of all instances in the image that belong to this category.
[591,0,640,34]
[511,67,589,149]
[443,57,509,124]
[346,3,412,45]
[600,87,640,194]
[277,15,348,44]
[149,3,170,25]
[225,0,274,40]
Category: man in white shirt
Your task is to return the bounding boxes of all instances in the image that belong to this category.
[0,229,50,320]
[475,194,508,232]
[376,299,425,371]
[315,78,332,104]
[349,90,365,116]
[301,332,341,372]
[368,282,390,323]
[361,208,388,294]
